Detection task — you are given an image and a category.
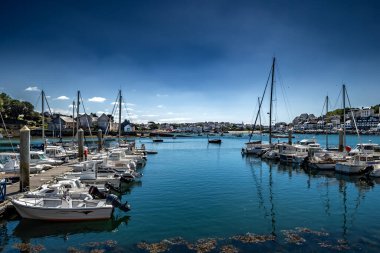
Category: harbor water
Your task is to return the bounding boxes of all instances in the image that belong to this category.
[1,134,380,252]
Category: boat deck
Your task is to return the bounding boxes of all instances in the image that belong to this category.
[0,163,74,217]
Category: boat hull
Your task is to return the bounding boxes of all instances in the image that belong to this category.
[12,198,113,221]
[335,162,367,174]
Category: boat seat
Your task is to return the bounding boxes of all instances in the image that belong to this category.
[77,203,86,208]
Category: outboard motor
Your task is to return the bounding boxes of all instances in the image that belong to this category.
[104,182,122,193]
[88,186,107,199]
[106,194,130,212]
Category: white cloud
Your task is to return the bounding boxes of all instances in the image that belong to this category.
[126,107,135,111]
[51,108,71,115]
[141,114,159,117]
[126,103,136,106]
[167,112,174,115]
[56,95,70,100]
[46,96,51,99]
[157,105,165,108]
[25,86,40,92]
[156,94,168,97]
[88,97,106,103]
[97,111,106,115]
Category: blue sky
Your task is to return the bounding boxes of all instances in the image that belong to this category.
[0,0,379,124]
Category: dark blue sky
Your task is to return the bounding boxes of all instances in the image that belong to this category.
[0,0,379,123]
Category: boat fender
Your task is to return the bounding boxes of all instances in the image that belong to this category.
[106,194,130,212]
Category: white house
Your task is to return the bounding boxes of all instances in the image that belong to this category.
[124,124,135,132]
[360,107,375,117]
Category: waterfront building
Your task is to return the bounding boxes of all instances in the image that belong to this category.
[77,114,98,129]
[48,115,76,131]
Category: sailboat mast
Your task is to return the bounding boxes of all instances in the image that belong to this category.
[342,84,346,147]
[72,100,75,143]
[76,90,80,135]
[326,95,329,149]
[269,57,275,145]
[41,90,45,142]
[258,97,262,140]
[118,90,122,143]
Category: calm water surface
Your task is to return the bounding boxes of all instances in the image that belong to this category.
[1,134,380,252]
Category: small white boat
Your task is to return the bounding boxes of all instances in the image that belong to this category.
[335,155,368,175]
[12,197,113,221]
[0,152,19,173]
[45,145,70,162]
[23,179,93,200]
[242,141,270,156]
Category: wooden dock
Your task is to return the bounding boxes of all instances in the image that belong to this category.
[0,163,75,217]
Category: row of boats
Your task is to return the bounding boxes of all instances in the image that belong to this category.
[242,139,380,177]
[6,142,149,221]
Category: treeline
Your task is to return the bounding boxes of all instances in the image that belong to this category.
[0,93,40,121]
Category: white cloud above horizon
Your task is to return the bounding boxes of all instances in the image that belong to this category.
[89,97,106,103]
[56,95,70,100]
[141,114,159,117]
[25,86,40,92]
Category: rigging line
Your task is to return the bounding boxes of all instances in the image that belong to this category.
[320,97,327,118]
[103,92,119,145]
[274,80,278,125]
[0,110,16,153]
[345,89,361,144]
[249,62,273,142]
[275,62,293,123]
[79,94,95,147]
[34,92,42,111]
[332,87,342,111]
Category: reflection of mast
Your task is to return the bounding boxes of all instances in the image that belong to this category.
[247,158,267,213]
[118,89,122,144]
[339,179,348,240]
[269,163,276,236]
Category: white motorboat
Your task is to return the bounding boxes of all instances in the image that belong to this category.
[45,145,70,162]
[11,197,113,221]
[30,151,64,167]
[335,155,368,174]
[23,179,93,200]
[0,152,19,173]
[349,143,380,159]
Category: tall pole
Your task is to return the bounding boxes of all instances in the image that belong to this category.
[326,95,329,149]
[41,90,45,143]
[118,89,122,143]
[76,90,80,136]
[20,126,30,192]
[269,57,275,145]
[342,84,346,147]
[72,100,75,143]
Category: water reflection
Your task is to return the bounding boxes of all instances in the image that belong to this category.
[12,215,130,241]
[245,156,277,236]
[244,155,377,248]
